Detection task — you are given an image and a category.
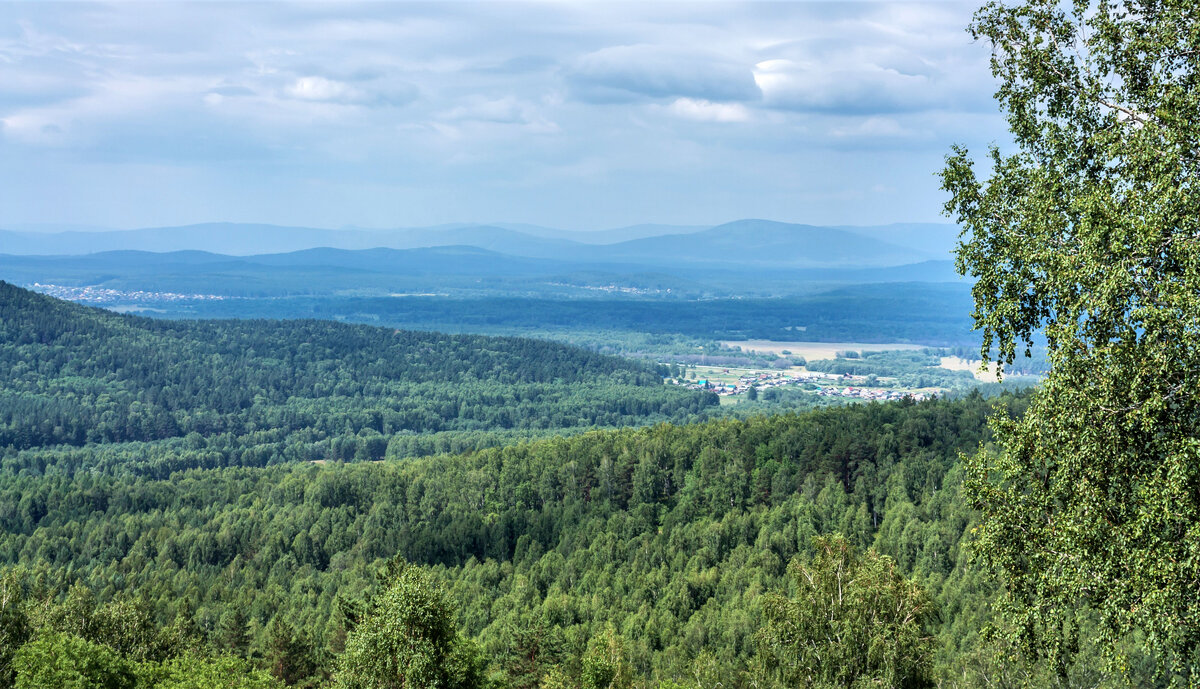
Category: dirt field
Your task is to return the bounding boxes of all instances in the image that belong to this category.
[720,340,926,361]
[939,356,1002,382]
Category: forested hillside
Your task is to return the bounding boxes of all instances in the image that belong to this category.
[3,386,1156,687]
[0,282,715,457]
[0,284,1161,687]
[3,396,1010,686]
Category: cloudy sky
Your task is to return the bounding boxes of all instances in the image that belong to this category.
[0,1,1006,231]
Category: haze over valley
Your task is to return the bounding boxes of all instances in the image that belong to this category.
[2,217,984,372]
[4,0,1188,687]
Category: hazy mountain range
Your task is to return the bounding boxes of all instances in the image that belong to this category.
[1,219,958,266]
[0,219,965,300]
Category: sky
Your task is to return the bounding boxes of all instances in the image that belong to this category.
[0,1,1007,232]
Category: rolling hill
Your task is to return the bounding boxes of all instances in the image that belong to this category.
[838,222,962,258]
[0,281,716,454]
[0,245,962,301]
[0,223,581,257]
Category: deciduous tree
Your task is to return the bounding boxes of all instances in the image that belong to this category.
[756,534,935,688]
[941,0,1200,678]
[334,561,484,689]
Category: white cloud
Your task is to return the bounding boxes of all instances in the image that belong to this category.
[0,73,214,145]
[747,2,993,117]
[280,75,416,108]
[438,96,559,135]
[667,97,751,123]
[286,76,355,102]
[755,58,941,114]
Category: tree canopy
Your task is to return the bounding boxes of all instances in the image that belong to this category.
[335,560,484,689]
[757,534,935,689]
[1,391,1047,687]
[0,281,715,464]
[940,0,1200,678]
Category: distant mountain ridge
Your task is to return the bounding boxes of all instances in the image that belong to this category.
[589,219,930,268]
[0,223,573,257]
[488,222,711,244]
[0,219,959,267]
[0,244,961,300]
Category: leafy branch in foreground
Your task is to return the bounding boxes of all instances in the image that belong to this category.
[942,0,1200,679]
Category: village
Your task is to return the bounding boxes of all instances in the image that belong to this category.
[26,283,228,305]
[671,366,932,403]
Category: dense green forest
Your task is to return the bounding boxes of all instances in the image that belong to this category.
[1,391,995,686]
[0,287,1162,687]
[0,282,715,457]
[118,283,977,346]
[1,390,1164,687]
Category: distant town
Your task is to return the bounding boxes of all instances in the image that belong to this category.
[547,282,671,296]
[674,369,931,402]
[26,283,228,304]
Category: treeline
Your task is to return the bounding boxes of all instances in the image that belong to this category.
[0,537,940,689]
[0,282,715,453]
[940,344,1050,376]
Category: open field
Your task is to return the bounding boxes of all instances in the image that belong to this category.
[720,339,927,361]
[936,355,1041,384]
[939,356,1003,383]
[684,363,801,387]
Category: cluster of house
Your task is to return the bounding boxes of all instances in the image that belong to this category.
[678,369,929,402]
[546,282,667,296]
[683,370,806,395]
[813,386,929,402]
[27,283,226,304]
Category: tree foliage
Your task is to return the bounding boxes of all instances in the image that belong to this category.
[940,0,1200,678]
[757,534,935,689]
[0,570,31,687]
[12,631,139,689]
[335,560,484,689]
[150,653,284,689]
[0,391,1033,686]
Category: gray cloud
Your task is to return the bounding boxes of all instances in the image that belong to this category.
[566,44,761,104]
[0,1,1007,230]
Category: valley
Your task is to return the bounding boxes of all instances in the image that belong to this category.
[0,225,1051,687]
[3,0,1195,684]
[0,217,1052,689]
